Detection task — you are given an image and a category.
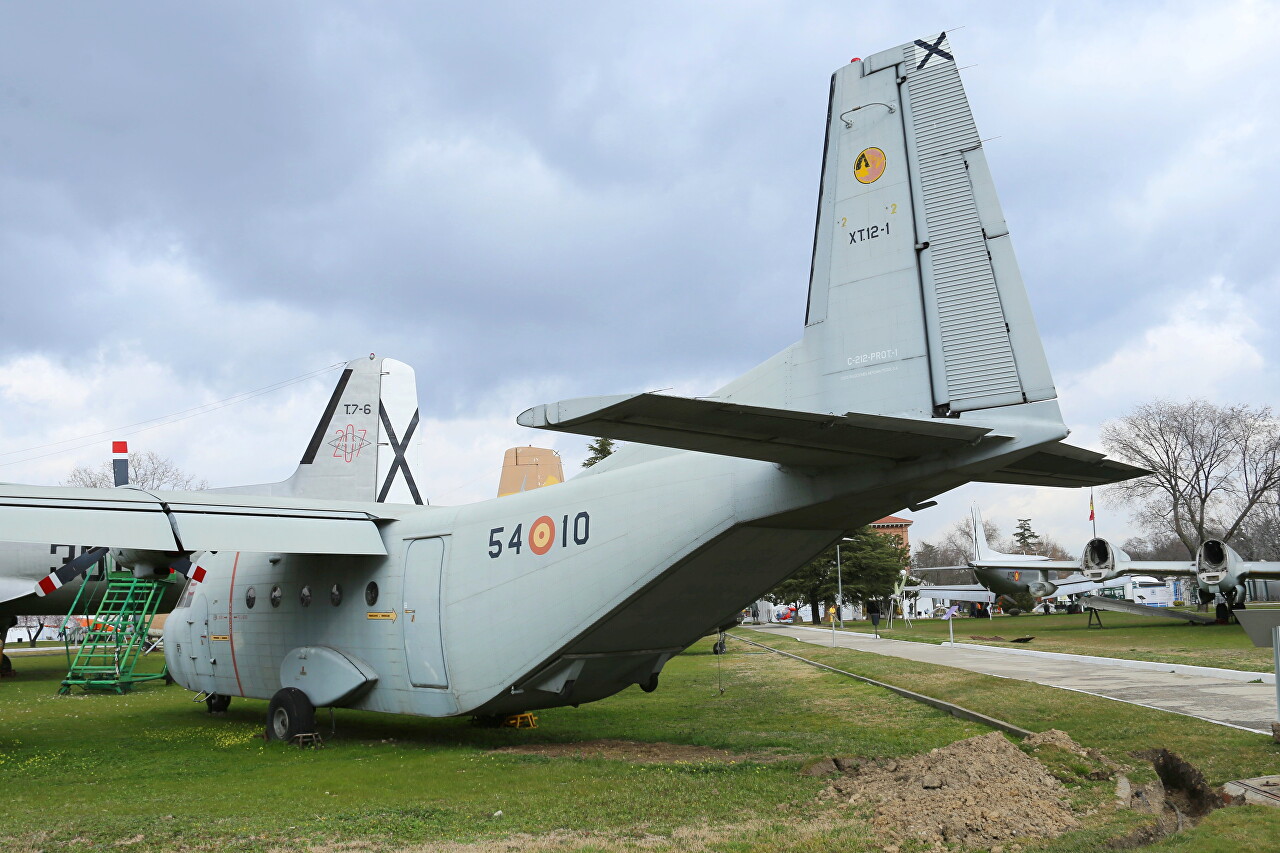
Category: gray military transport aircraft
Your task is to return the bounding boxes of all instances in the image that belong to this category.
[0,33,1144,739]
[0,356,422,674]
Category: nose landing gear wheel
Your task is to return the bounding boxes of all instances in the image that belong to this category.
[205,693,231,714]
[266,687,316,741]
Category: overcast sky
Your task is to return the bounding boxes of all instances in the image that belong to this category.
[1,2,1277,553]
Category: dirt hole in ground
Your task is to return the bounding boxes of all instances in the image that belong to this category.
[1109,749,1219,849]
[491,738,782,764]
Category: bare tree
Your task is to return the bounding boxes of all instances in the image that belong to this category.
[1101,400,1280,552]
[62,451,208,491]
[15,614,55,647]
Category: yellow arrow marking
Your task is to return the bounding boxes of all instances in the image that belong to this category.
[367,611,399,622]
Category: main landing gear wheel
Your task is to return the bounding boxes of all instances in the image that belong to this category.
[267,687,316,741]
[205,693,231,714]
[712,635,727,655]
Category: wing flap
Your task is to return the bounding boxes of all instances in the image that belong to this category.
[518,393,1003,466]
[0,490,178,551]
[976,443,1148,487]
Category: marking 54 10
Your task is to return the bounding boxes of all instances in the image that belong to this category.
[489,512,590,558]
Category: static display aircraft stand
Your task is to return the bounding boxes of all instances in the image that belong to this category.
[58,562,174,694]
[1233,610,1280,742]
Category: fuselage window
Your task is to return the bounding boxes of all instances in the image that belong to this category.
[245,586,256,609]
[300,585,312,607]
[270,585,283,608]
[365,581,378,607]
[330,584,343,606]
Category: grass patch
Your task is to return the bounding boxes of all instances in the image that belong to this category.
[733,631,1280,785]
[830,610,1276,672]
[0,640,981,851]
[0,635,1276,851]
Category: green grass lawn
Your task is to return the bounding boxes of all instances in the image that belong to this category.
[0,636,1276,852]
[824,610,1277,672]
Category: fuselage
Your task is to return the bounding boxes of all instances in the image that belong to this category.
[165,432,1054,717]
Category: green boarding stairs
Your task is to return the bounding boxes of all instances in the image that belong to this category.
[59,562,173,694]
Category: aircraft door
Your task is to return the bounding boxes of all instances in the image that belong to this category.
[186,594,213,681]
[402,537,448,688]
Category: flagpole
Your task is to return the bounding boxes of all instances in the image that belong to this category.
[1090,488,1097,539]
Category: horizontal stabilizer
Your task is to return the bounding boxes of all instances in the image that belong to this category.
[976,443,1148,487]
[518,393,1005,466]
[0,486,388,557]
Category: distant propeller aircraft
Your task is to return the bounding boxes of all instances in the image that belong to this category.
[0,34,1144,739]
[0,442,136,673]
[0,357,423,676]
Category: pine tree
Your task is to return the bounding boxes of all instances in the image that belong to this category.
[581,437,616,468]
[1012,518,1041,554]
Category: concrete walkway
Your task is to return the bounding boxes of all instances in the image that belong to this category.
[747,624,1279,735]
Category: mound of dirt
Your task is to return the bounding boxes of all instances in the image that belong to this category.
[491,739,760,764]
[830,731,1079,849]
[1023,729,1086,755]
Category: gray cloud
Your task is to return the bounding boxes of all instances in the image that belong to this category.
[1,2,1278,546]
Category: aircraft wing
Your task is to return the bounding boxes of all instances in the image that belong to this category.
[0,485,390,556]
[910,583,995,603]
[1120,561,1197,577]
[519,393,1007,466]
[1241,563,1280,580]
[1048,575,1105,596]
[971,559,1079,571]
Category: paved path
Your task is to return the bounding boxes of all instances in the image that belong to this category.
[747,625,1279,735]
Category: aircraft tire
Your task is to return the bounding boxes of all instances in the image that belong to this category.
[640,673,659,693]
[206,693,231,714]
[712,638,727,655]
[0,653,11,676]
[267,687,315,741]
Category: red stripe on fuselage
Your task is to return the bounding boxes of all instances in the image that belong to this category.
[227,552,244,696]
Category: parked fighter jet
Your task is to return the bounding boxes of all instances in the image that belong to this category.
[0,34,1144,739]
[936,517,1280,608]
[911,509,1101,608]
[1052,537,1278,607]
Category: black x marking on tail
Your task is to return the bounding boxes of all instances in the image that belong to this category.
[377,403,423,504]
[914,33,953,70]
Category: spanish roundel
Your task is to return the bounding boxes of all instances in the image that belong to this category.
[529,515,556,555]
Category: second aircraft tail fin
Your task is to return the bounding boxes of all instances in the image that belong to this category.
[212,355,424,504]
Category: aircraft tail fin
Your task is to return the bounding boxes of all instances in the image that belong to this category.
[717,32,1057,420]
[211,356,424,504]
